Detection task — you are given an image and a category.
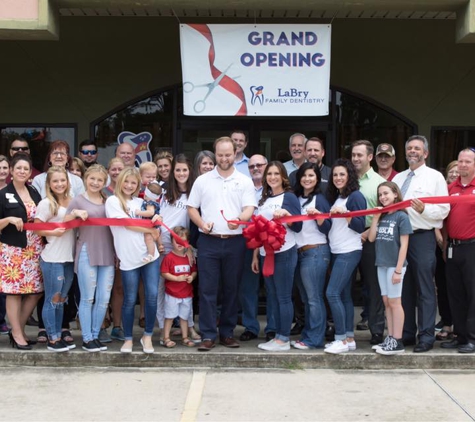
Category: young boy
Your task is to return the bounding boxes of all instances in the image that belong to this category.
[134,162,164,261]
[160,226,197,348]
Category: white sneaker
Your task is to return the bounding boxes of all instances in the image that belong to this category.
[324,340,349,354]
[347,340,356,351]
[258,339,275,350]
[292,340,310,350]
[258,340,290,351]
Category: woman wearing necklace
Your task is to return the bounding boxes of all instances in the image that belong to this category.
[0,153,44,350]
[65,164,115,352]
[252,161,302,352]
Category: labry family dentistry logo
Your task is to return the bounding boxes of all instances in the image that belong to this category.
[250,85,264,105]
[251,86,325,105]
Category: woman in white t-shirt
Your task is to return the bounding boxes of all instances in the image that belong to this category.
[155,154,200,341]
[252,161,302,352]
[324,159,366,355]
[105,167,161,354]
[34,166,76,353]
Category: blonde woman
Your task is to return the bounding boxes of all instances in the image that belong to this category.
[105,168,161,354]
[65,165,115,352]
[34,167,76,352]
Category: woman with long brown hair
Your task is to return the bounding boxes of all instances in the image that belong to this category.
[252,161,302,352]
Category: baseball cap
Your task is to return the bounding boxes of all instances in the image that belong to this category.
[376,143,395,157]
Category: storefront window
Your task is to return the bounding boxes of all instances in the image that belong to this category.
[91,91,174,166]
[432,127,475,173]
[335,90,415,171]
[91,86,416,169]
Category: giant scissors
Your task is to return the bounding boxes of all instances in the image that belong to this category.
[183,63,235,113]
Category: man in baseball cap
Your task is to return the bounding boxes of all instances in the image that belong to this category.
[375,143,398,181]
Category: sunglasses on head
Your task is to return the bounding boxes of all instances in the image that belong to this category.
[11,147,30,152]
[80,150,97,155]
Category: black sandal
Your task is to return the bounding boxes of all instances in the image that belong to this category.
[61,330,74,343]
[37,330,47,343]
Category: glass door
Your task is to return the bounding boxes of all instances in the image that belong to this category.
[179,117,331,165]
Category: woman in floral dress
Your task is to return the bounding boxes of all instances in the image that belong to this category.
[0,153,44,350]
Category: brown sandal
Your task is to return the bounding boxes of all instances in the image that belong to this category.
[182,337,196,347]
[163,338,176,348]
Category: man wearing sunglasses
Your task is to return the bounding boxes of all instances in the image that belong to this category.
[7,137,41,184]
[78,139,99,168]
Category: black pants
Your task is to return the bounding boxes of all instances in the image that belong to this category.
[359,241,384,336]
[434,246,452,326]
[445,242,475,343]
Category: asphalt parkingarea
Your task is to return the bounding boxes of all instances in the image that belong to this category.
[0,312,473,370]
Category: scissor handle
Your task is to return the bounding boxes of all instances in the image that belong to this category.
[193,100,206,113]
[183,81,194,93]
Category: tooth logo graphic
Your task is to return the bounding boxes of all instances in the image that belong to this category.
[250,85,264,105]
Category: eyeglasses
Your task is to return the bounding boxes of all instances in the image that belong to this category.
[248,163,266,170]
[11,147,30,152]
[80,150,97,155]
[51,151,67,157]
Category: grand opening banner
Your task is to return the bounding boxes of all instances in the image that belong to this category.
[179,24,331,116]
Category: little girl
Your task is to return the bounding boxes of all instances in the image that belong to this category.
[368,181,413,355]
[160,226,197,348]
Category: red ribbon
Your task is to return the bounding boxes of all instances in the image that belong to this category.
[243,215,286,277]
[277,195,473,224]
[188,24,248,116]
[221,195,473,276]
[24,218,190,248]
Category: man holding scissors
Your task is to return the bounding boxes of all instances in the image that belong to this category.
[188,136,256,351]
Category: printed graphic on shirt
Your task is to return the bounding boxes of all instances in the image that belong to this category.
[376,220,396,240]
[174,264,191,274]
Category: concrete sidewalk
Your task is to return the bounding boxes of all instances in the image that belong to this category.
[1,367,475,421]
[1,317,473,370]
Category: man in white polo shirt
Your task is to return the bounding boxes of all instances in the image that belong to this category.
[188,136,256,351]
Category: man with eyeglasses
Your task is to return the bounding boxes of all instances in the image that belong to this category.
[239,155,273,342]
[6,137,41,184]
[375,143,398,181]
[78,139,99,168]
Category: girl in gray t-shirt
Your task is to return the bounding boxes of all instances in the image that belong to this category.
[368,181,412,355]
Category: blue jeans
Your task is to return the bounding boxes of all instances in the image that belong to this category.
[121,258,160,340]
[239,249,260,335]
[326,250,362,341]
[295,244,331,348]
[77,245,115,342]
[40,258,74,341]
[263,246,298,342]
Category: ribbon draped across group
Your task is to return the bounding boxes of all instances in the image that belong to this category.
[23,195,474,274]
[224,195,475,277]
[24,218,190,248]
